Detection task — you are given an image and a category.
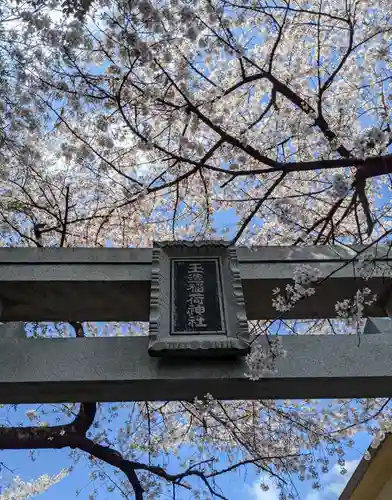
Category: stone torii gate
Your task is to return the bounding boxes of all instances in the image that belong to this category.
[0,242,391,404]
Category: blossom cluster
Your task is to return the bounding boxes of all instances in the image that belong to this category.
[245,336,287,381]
[272,265,322,313]
[335,287,377,333]
[331,173,351,198]
[1,469,69,499]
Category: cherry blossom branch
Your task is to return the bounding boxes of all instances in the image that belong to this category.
[222,0,351,24]
[59,185,70,247]
[231,172,286,244]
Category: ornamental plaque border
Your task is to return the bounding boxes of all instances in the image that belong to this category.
[148,240,250,358]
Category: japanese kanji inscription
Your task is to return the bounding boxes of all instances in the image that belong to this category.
[171,259,224,334]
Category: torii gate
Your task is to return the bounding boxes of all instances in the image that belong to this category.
[0,242,391,404]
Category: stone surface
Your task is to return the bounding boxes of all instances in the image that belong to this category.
[0,245,390,321]
[364,317,392,334]
[148,243,249,357]
[0,322,26,340]
[0,245,391,403]
[1,334,392,403]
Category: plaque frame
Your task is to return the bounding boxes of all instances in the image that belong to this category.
[148,241,249,357]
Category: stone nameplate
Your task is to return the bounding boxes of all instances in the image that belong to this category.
[148,241,249,358]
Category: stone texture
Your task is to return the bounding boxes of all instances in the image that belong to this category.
[148,243,249,358]
[0,334,392,403]
[0,246,390,321]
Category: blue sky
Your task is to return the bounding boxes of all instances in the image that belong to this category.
[0,405,372,499]
[0,402,372,500]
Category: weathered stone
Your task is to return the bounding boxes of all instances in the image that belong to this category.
[148,241,249,358]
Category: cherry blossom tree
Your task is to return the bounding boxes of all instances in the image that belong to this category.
[0,0,392,498]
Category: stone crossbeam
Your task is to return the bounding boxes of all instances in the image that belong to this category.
[1,333,392,403]
[0,245,391,321]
